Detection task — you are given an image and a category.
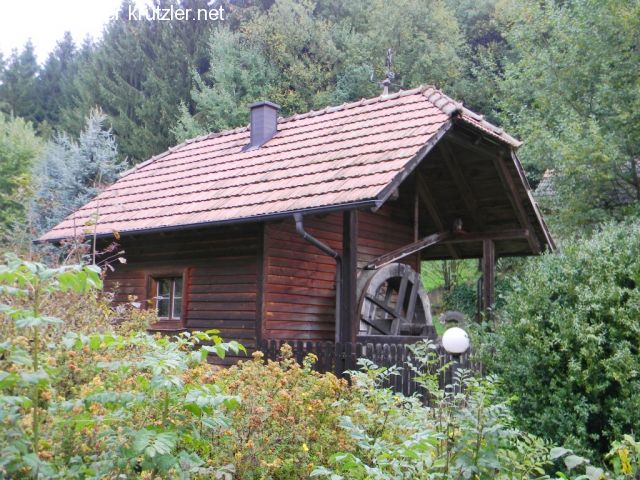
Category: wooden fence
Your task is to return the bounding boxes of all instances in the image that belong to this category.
[259,336,478,397]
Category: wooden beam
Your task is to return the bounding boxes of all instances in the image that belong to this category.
[481,238,495,317]
[413,188,419,242]
[510,150,556,251]
[444,229,529,244]
[447,130,501,159]
[415,171,459,259]
[375,121,453,208]
[366,228,529,271]
[339,210,358,343]
[439,142,483,228]
[366,231,450,270]
[493,152,541,253]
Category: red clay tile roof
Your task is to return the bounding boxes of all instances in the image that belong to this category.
[40,86,521,241]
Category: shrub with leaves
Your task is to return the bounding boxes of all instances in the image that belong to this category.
[1,253,639,479]
[492,220,640,458]
[211,346,353,479]
[311,342,559,480]
[0,254,243,478]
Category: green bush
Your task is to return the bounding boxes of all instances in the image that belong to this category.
[493,221,640,458]
[0,254,244,478]
[211,348,353,478]
[2,253,640,479]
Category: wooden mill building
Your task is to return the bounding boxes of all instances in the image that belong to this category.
[41,86,554,363]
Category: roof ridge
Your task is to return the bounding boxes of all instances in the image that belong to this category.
[277,85,430,126]
[421,86,464,115]
[171,85,433,151]
[421,85,522,146]
[130,84,517,176]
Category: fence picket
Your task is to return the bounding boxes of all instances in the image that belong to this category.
[257,337,477,396]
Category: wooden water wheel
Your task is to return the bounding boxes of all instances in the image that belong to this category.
[357,263,433,336]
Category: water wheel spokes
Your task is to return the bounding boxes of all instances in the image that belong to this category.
[358,262,433,337]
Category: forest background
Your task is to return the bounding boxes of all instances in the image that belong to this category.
[1,0,638,243]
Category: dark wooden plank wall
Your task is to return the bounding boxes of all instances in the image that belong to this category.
[103,224,261,362]
[357,202,419,272]
[263,214,342,341]
[104,270,147,305]
[261,204,419,343]
[103,203,419,353]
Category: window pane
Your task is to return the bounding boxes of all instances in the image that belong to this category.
[172,298,182,319]
[157,278,171,296]
[173,278,183,298]
[157,298,170,318]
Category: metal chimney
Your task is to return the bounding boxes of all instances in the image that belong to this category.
[247,101,280,149]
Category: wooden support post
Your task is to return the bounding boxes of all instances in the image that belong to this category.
[444,229,528,243]
[340,210,358,343]
[413,188,419,243]
[481,238,495,318]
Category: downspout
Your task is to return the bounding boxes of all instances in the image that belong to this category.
[293,213,342,342]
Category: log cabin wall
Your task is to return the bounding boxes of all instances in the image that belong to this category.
[261,202,418,343]
[103,201,419,351]
[262,213,343,341]
[357,201,419,273]
[103,224,261,361]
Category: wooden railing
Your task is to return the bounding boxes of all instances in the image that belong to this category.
[259,336,479,397]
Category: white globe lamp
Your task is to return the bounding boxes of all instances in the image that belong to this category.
[441,326,470,354]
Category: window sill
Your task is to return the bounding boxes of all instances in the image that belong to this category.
[148,321,185,332]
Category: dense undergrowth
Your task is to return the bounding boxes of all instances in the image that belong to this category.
[1,253,639,479]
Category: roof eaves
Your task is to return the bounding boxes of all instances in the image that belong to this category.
[459,109,522,147]
[36,198,379,244]
[510,150,556,251]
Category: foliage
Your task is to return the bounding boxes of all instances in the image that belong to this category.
[172,27,278,142]
[74,0,216,162]
[492,220,640,458]
[607,435,640,478]
[1,253,639,478]
[211,347,353,479]
[0,42,39,124]
[29,109,124,235]
[35,32,81,129]
[443,282,478,320]
[180,0,468,135]
[310,341,614,480]
[0,254,244,478]
[421,259,480,292]
[0,114,42,241]
[489,0,640,234]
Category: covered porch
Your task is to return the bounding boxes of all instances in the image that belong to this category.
[326,121,554,350]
